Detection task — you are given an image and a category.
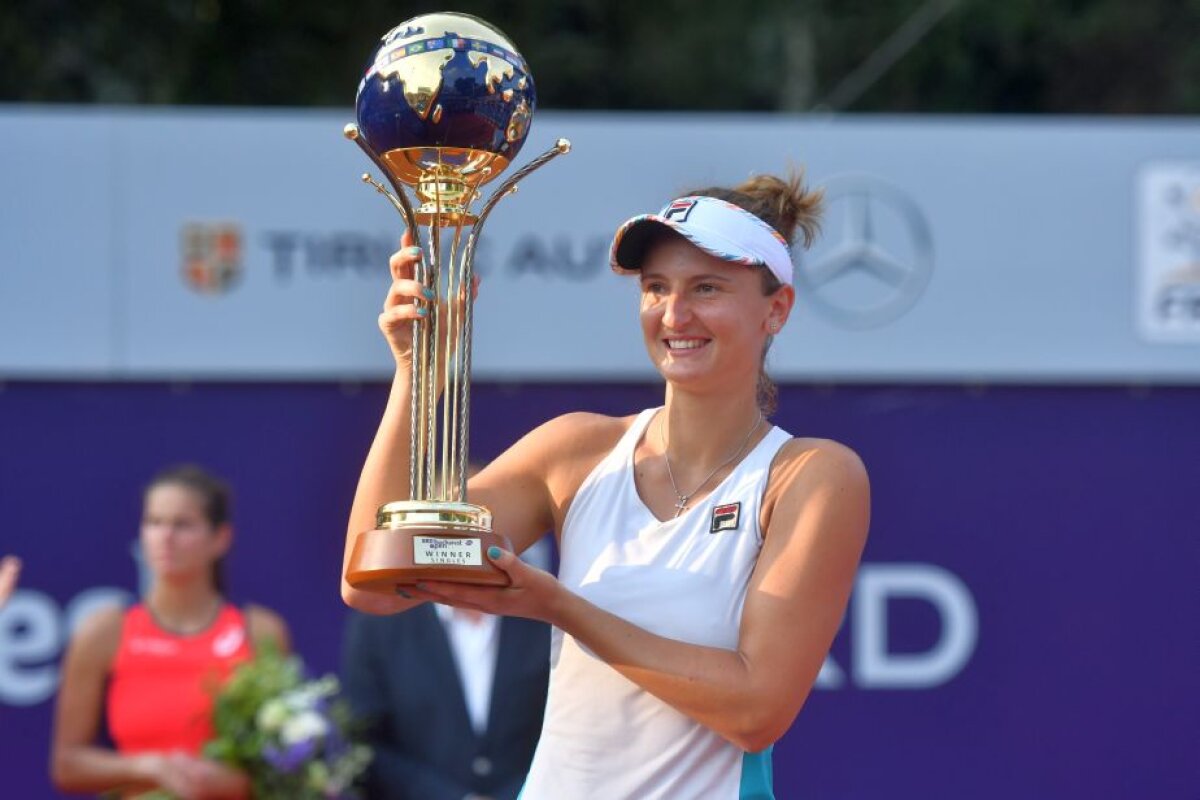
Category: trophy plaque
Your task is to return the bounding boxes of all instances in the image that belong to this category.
[343,13,569,593]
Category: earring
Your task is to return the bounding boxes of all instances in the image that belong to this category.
[769,322,780,334]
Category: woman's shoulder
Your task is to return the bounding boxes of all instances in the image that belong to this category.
[514,411,645,498]
[774,436,867,477]
[242,603,291,653]
[76,603,126,638]
[763,436,869,519]
[66,603,126,665]
[539,411,640,445]
[516,410,643,466]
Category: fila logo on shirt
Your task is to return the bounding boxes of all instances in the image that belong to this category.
[663,198,698,222]
[710,502,741,533]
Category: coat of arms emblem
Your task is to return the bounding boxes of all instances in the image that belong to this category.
[181,222,242,294]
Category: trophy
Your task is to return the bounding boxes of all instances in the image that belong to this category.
[343,13,569,593]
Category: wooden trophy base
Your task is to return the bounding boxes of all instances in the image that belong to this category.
[345,501,512,594]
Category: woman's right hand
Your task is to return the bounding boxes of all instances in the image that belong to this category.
[379,230,482,374]
[379,231,432,366]
[139,752,250,800]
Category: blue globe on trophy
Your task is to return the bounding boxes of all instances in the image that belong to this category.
[351,12,539,223]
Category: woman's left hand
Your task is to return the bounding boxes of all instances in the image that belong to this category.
[160,754,251,800]
[406,546,567,625]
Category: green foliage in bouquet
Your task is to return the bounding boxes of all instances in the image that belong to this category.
[202,643,371,799]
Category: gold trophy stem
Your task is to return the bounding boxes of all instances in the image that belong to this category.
[415,251,432,499]
[427,175,443,500]
[435,155,453,498]
[447,223,467,499]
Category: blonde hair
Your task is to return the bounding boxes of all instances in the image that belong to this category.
[688,169,824,250]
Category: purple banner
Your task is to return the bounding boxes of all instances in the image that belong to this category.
[1,382,1196,798]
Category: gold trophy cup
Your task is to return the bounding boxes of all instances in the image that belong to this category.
[343,13,568,593]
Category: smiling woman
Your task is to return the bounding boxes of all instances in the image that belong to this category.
[342,170,870,799]
[623,176,823,417]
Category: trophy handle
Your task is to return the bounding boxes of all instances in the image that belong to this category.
[343,124,421,242]
[448,139,572,498]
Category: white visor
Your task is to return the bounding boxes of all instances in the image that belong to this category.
[610,195,793,285]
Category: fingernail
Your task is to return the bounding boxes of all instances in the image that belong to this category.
[416,306,427,317]
[396,588,412,599]
[404,246,421,256]
[487,546,502,560]
[423,288,436,301]
[414,582,428,591]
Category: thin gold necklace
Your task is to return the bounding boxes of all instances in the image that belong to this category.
[659,411,763,518]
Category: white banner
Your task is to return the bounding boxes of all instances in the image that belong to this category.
[2,108,1199,381]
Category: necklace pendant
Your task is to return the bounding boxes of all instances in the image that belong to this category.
[673,497,689,517]
[658,410,764,523]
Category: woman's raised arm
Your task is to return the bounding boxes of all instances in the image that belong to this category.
[342,240,431,614]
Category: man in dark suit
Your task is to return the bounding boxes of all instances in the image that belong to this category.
[340,601,550,800]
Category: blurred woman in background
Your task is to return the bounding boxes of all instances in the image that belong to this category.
[52,465,290,799]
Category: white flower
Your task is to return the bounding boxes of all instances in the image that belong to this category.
[281,677,338,712]
[256,699,289,733]
[280,709,329,745]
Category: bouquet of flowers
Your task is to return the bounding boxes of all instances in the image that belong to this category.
[201,645,372,799]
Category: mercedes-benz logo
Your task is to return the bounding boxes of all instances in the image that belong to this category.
[795,175,934,329]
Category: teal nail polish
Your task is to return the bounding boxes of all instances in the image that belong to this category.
[416,306,427,317]
[488,546,502,560]
[396,587,412,599]
[423,288,436,301]
[404,245,421,256]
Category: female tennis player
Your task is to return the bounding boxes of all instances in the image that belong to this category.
[343,172,869,799]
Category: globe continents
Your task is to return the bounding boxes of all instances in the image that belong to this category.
[356,13,536,192]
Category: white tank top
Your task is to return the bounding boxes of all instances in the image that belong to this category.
[520,408,792,800]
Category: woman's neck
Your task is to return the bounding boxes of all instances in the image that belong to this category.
[145,580,222,634]
[659,384,764,469]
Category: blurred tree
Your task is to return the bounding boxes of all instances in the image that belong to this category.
[0,0,1196,113]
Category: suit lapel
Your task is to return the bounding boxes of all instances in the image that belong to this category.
[485,616,533,741]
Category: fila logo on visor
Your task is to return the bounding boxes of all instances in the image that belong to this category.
[663,198,698,222]
[710,502,741,533]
